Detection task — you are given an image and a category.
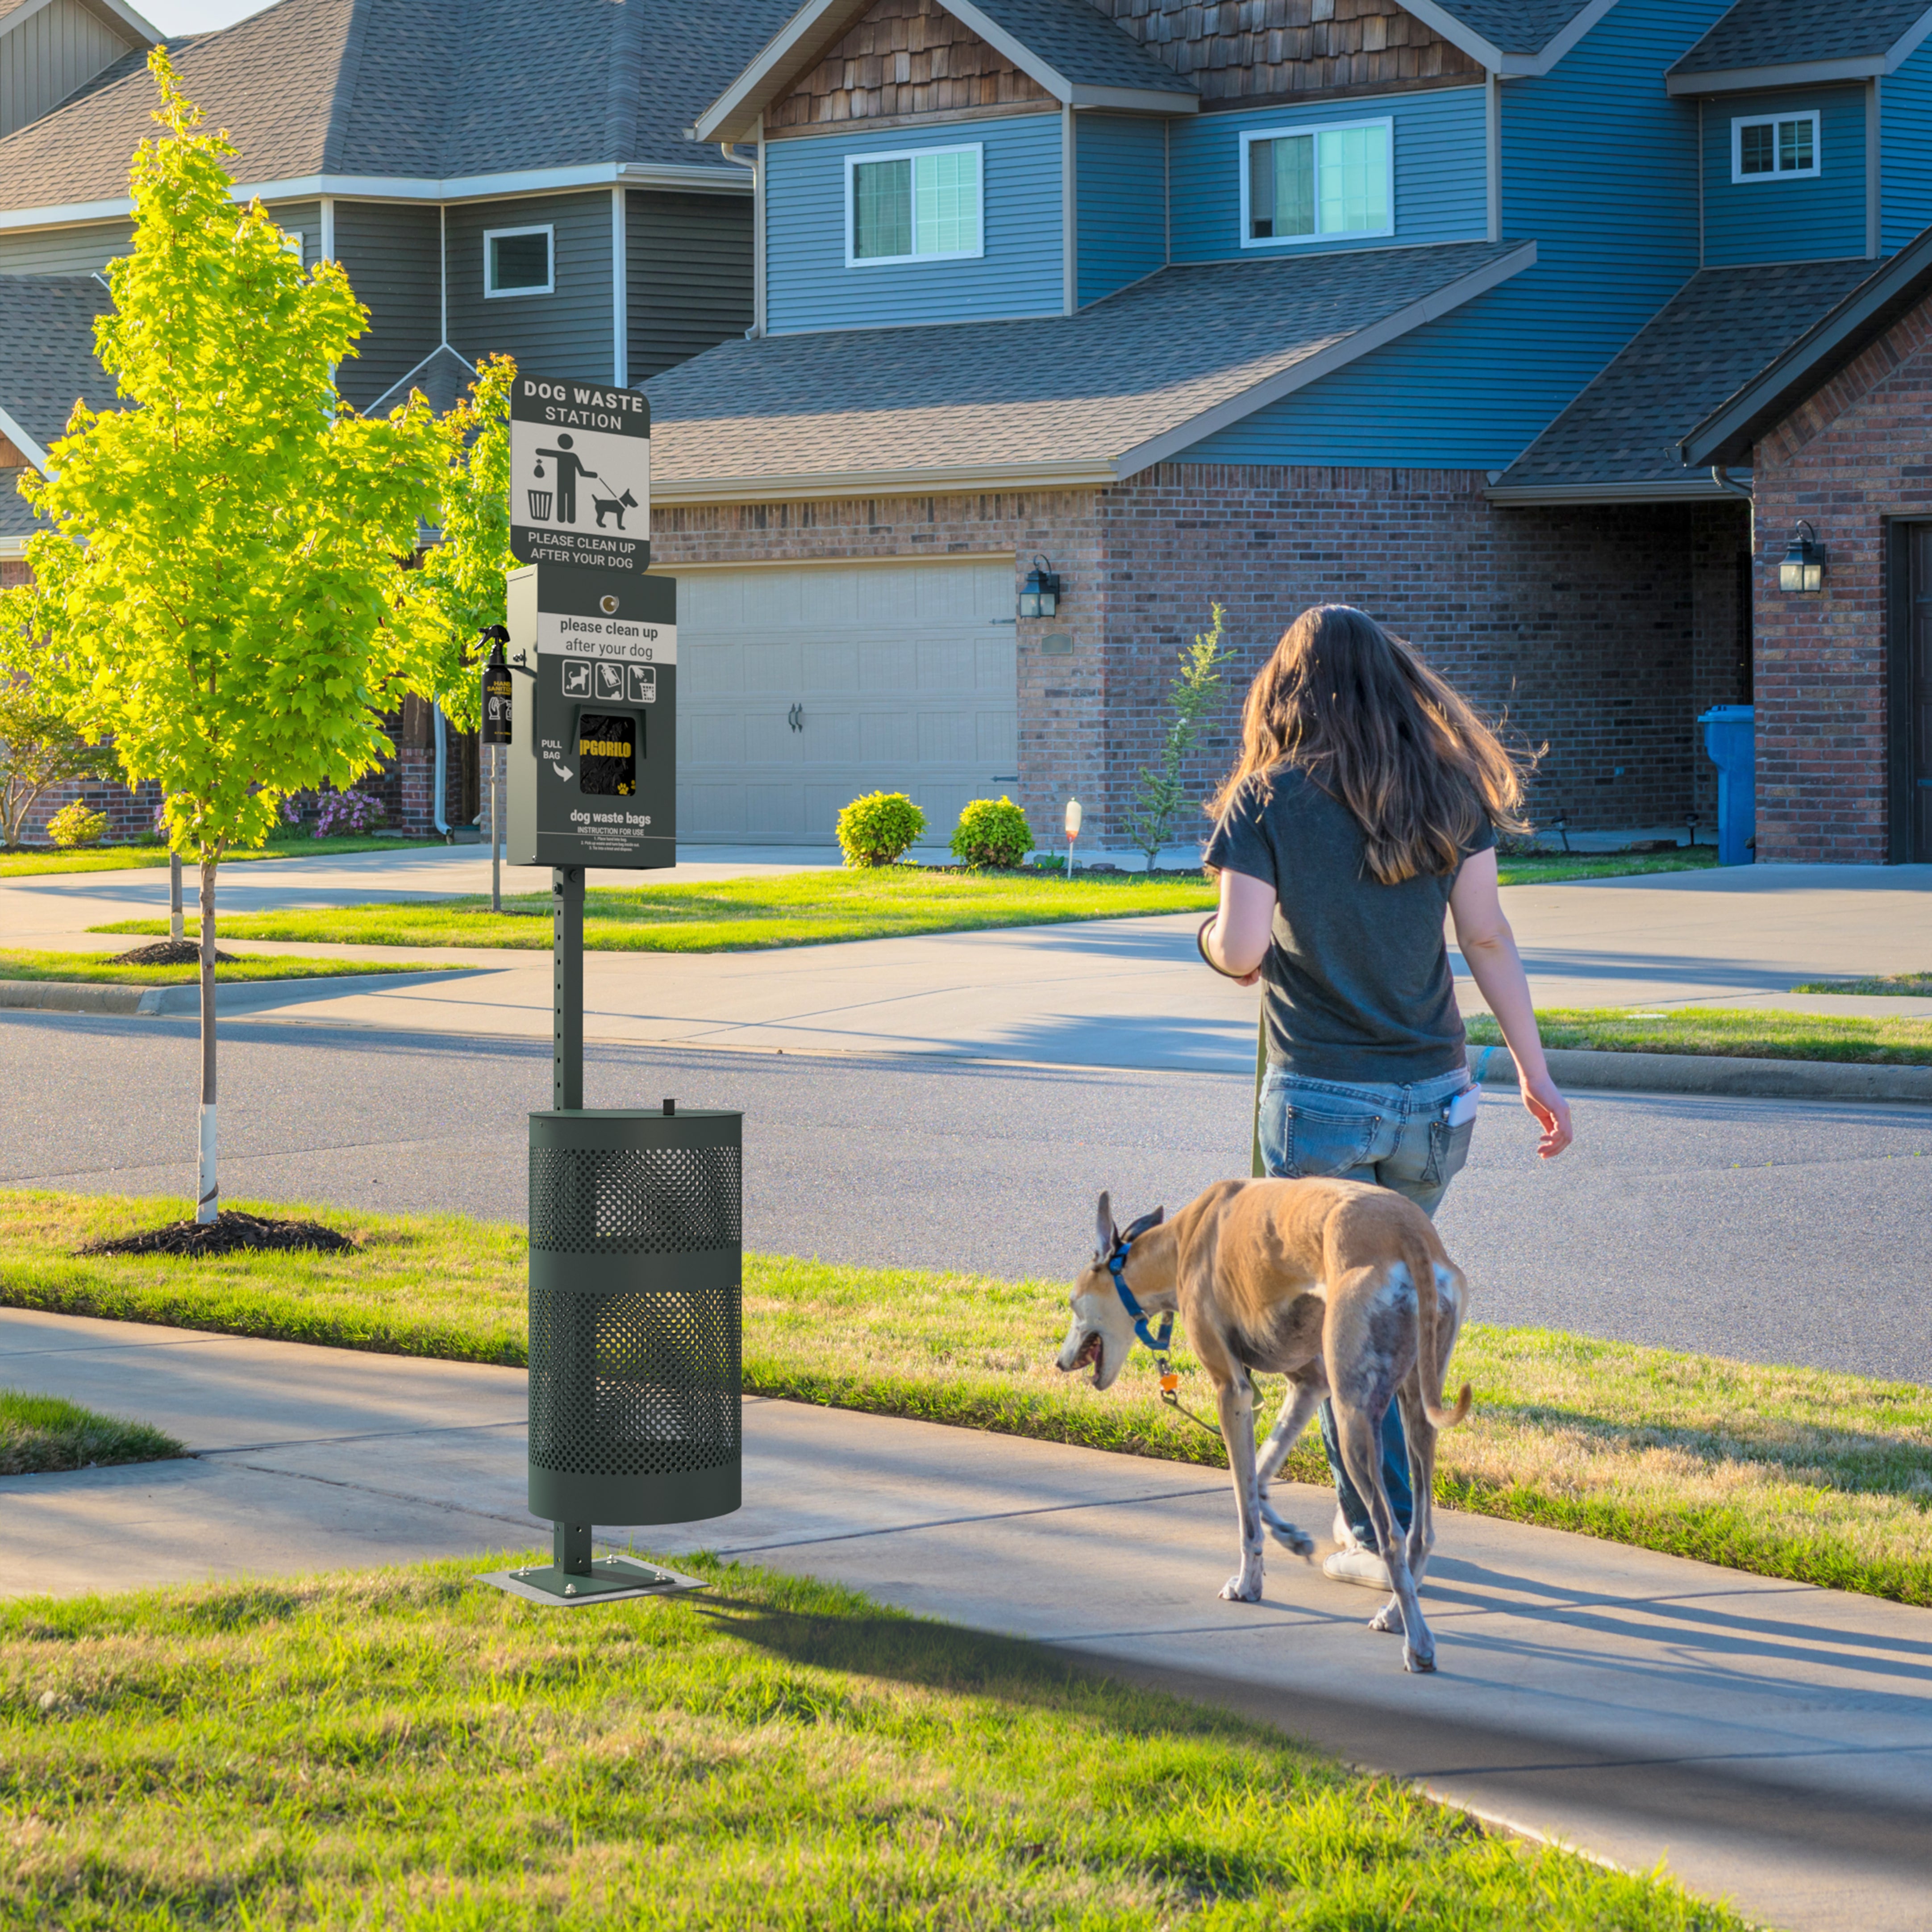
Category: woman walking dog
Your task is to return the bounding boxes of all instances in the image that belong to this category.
[1197,604,1571,1591]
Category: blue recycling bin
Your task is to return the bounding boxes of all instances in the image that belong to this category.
[1699,705,1756,866]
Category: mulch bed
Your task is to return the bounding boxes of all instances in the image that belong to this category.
[80,1211,358,1259]
[107,941,238,966]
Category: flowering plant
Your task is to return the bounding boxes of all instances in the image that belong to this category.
[313,790,385,838]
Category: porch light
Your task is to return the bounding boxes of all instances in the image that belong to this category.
[1778,520,1826,593]
[1019,555,1061,618]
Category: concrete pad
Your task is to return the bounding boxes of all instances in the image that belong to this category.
[2,1307,1928,1931]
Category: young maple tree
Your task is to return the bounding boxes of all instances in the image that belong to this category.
[0,51,448,1223]
[0,632,124,850]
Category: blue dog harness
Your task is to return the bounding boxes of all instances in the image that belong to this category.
[1107,1208,1173,1354]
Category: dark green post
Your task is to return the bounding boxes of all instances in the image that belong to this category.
[553,866,583,1112]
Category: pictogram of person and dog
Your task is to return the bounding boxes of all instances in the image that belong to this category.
[526,433,638,529]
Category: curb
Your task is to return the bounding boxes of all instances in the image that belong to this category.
[1467,1041,1932,1105]
[0,970,482,1017]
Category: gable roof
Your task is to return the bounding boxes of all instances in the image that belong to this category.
[1409,0,1615,65]
[0,0,795,224]
[1666,0,1932,93]
[1489,256,1878,501]
[0,0,160,43]
[642,237,1535,501]
[1682,223,1932,464]
[696,0,1196,143]
[0,273,115,468]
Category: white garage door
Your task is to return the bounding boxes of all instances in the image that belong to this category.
[673,558,1020,845]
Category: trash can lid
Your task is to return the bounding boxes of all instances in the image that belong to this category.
[1697,704,1755,723]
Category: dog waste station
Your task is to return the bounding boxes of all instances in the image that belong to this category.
[483,373,741,1609]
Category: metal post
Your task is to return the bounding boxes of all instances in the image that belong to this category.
[553,865,583,1112]
[491,748,502,914]
[169,851,183,943]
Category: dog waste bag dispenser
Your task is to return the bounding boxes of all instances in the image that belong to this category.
[496,374,738,1603]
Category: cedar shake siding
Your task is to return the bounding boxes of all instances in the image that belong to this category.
[767,0,1055,133]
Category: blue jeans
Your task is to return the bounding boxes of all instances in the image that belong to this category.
[1257,1065,1476,1553]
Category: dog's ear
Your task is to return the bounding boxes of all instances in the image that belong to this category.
[1095,1191,1114,1257]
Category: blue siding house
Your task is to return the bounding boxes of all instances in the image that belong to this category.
[632,0,1932,854]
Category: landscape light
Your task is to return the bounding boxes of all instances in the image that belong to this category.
[1778,520,1825,593]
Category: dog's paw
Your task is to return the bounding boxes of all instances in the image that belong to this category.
[1261,1509,1316,1560]
[1403,1644,1437,1675]
[1219,1571,1263,1603]
[1369,1599,1405,1636]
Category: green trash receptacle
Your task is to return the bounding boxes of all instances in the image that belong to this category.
[527,1107,741,1561]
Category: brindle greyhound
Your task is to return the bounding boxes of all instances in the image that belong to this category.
[1056,1181,1470,1674]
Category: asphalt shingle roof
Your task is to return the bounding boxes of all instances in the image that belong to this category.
[0,0,797,215]
[1671,0,1932,73]
[0,275,116,454]
[1428,0,1603,56]
[1,468,49,543]
[643,240,1529,491]
[1495,257,1880,490]
[970,0,1196,91]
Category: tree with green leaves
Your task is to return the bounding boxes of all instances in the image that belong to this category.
[1124,602,1238,872]
[0,633,124,850]
[0,51,448,1224]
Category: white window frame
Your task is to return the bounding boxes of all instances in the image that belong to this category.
[843,143,985,269]
[483,222,555,298]
[1731,111,1820,183]
[1238,117,1395,250]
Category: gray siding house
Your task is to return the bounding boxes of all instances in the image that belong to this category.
[0,0,790,837]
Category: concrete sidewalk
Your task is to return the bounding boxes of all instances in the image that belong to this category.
[4,1305,1927,1932]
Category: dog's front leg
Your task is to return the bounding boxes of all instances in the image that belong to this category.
[1216,1373,1266,1603]
[1255,1376,1323,1561]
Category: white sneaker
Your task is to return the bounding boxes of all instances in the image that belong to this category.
[1322,1547,1393,1590]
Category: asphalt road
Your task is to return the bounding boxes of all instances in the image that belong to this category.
[4,1009,1929,1384]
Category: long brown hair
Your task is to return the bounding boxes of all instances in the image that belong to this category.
[1207,605,1528,885]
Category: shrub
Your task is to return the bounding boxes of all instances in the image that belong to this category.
[45,800,108,848]
[837,791,924,867]
[312,790,385,838]
[950,796,1033,870]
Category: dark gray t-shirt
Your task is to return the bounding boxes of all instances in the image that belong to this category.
[1203,766,1493,1083]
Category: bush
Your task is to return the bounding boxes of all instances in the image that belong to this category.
[950,796,1033,870]
[836,791,925,867]
[312,790,385,838]
[45,801,108,848]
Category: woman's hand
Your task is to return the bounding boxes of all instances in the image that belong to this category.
[1519,1069,1573,1159]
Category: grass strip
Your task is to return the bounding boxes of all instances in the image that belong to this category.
[0,835,442,879]
[0,949,452,987]
[1466,1006,1932,1065]
[0,1556,1741,1931]
[94,851,1717,955]
[1790,971,1932,997]
[0,1389,183,1475]
[5,1190,1928,1609]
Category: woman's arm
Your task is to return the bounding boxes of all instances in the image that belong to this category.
[1200,866,1276,987]
[1448,849,1573,1159]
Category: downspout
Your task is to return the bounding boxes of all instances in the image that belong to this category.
[718,140,762,337]
[1711,464,1754,552]
[432,702,450,838]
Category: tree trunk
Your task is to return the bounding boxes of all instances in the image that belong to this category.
[196,854,218,1224]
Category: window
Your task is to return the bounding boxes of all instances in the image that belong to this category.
[845,145,983,266]
[1241,119,1393,246]
[1732,112,1819,183]
[484,224,554,297]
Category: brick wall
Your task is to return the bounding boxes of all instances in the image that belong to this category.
[654,467,1723,847]
[1748,297,1932,863]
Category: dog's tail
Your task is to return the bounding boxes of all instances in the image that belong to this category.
[1405,1228,1471,1429]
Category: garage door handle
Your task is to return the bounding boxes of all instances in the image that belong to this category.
[788,704,804,733]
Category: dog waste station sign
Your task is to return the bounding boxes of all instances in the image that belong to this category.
[480,374,741,1613]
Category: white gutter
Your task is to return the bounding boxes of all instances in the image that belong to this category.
[0,162,747,233]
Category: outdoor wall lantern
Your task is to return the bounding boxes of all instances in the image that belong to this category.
[1778,520,1827,593]
[1019,555,1061,618]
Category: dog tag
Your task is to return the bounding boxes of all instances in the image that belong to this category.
[1445,1087,1480,1128]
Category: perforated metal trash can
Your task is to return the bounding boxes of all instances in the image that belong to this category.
[527,1108,741,1527]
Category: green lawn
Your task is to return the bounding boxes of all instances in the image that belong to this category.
[1467,1006,1932,1065]
[0,949,453,987]
[7,1190,1928,1609]
[0,1557,1737,1932]
[0,1389,183,1475]
[1790,971,1932,997]
[0,835,444,879]
[95,850,1717,955]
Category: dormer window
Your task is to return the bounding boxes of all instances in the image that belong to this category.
[1241,120,1393,248]
[846,145,983,267]
[1732,112,1819,183]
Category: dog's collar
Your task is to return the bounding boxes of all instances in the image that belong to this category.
[1107,1209,1173,1354]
